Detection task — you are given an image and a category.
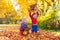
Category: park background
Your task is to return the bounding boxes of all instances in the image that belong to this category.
[0,0,60,35]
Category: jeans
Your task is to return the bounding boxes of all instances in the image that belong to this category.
[31,24,39,32]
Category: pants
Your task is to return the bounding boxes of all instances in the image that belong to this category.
[31,24,39,32]
[20,30,24,34]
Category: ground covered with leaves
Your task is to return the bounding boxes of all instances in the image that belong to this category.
[0,30,60,40]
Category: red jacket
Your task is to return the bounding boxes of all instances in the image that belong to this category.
[29,12,39,24]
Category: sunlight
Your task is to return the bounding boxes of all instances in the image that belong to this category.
[14,4,20,12]
[10,0,17,4]
[10,0,20,13]
[37,2,42,6]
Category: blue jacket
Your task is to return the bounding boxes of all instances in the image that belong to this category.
[20,22,27,30]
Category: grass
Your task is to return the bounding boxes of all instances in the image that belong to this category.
[0,26,19,32]
[44,29,60,35]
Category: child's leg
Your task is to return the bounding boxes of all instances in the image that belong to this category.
[19,30,23,35]
[31,25,39,33]
[35,25,39,32]
[31,25,36,33]
[31,25,34,32]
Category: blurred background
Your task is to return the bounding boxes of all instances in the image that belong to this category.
[0,0,60,31]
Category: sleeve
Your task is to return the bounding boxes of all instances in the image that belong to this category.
[20,23,24,28]
[29,12,32,18]
[37,12,39,17]
[20,23,24,30]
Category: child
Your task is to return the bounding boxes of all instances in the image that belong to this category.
[20,18,28,35]
[28,4,39,33]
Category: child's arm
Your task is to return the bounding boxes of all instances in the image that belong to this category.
[20,23,25,30]
[37,9,41,16]
[35,10,40,16]
[37,12,39,16]
[28,10,32,18]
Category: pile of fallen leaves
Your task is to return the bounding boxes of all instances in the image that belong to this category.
[0,30,60,40]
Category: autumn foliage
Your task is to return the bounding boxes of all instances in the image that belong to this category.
[0,30,60,40]
[0,0,60,40]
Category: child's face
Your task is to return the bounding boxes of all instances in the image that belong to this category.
[33,14,37,18]
[24,19,27,23]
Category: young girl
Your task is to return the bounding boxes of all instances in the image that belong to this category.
[20,18,28,35]
[28,4,39,33]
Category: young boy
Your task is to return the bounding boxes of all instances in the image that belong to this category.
[20,18,28,35]
[28,4,39,33]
